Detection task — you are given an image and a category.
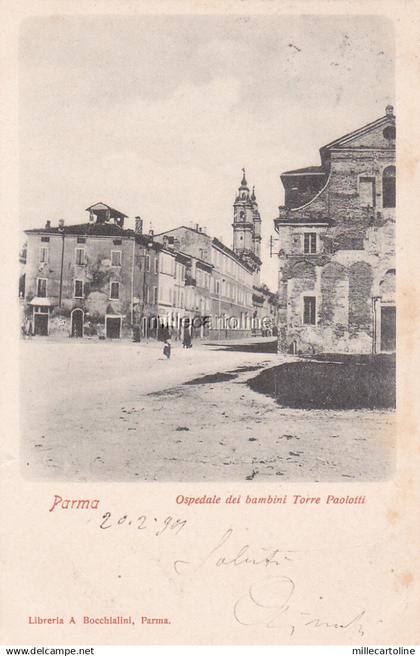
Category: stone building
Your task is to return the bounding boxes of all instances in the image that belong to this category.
[274,106,396,354]
[24,203,160,338]
[154,170,277,339]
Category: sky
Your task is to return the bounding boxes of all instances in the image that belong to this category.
[19,14,394,287]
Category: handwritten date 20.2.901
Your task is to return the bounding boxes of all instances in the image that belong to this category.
[99,512,187,535]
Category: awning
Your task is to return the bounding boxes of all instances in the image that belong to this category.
[28,297,57,307]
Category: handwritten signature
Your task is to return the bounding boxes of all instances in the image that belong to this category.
[173,528,367,637]
[233,575,366,637]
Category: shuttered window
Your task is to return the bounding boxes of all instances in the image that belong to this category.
[37,278,47,297]
[74,280,84,298]
[304,233,317,254]
[110,282,120,300]
[303,296,316,325]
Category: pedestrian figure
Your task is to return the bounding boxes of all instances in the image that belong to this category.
[132,324,141,342]
[163,339,171,359]
[182,320,192,349]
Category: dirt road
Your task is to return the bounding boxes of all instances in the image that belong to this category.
[21,339,395,481]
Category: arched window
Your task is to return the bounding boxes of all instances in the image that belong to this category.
[382,166,396,208]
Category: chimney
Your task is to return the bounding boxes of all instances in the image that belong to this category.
[135,216,143,235]
[45,220,51,229]
[386,104,394,117]
[195,223,199,232]
[198,227,202,233]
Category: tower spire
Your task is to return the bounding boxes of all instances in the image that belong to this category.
[240,167,248,188]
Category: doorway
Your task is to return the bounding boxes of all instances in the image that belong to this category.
[381,306,396,352]
[71,309,84,338]
[34,313,48,336]
[106,316,122,339]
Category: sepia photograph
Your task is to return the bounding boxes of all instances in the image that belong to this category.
[2,1,419,649]
[18,14,396,483]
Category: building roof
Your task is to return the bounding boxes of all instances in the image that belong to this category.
[211,237,254,272]
[319,110,395,158]
[281,166,325,176]
[279,110,396,183]
[25,222,134,236]
[85,202,128,219]
[154,225,210,238]
[155,226,253,271]
[24,222,162,251]
[28,297,56,307]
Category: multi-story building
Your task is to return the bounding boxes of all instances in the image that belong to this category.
[24,203,160,339]
[154,226,257,338]
[252,284,279,336]
[274,106,396,354]
[22,169,279,341]
[154,171,278,339]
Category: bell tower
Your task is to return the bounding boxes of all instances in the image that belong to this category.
[233,169,255,255]
[251,186,262,260]
[232,169,262,282]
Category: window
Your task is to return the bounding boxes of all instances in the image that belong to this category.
[304,233,317,254]
[382,166,396,208]
[359,177,376,207]
[154,258,158,274]
[111,250,122,267]
[40,247,49,263]
[153,287,158,304]
[303,296,316,325]
[37,278,47,297]
[145,255,150,272]
[75,248,85,265]
[74,280,84,298]
[77,237,86,244]
[41,236,50,243]
[350,238,364,250]
[110,282,120,300]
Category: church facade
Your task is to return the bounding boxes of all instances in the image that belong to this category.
[274,107,396,355]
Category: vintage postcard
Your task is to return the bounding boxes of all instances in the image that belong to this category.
[1,0,419,649]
